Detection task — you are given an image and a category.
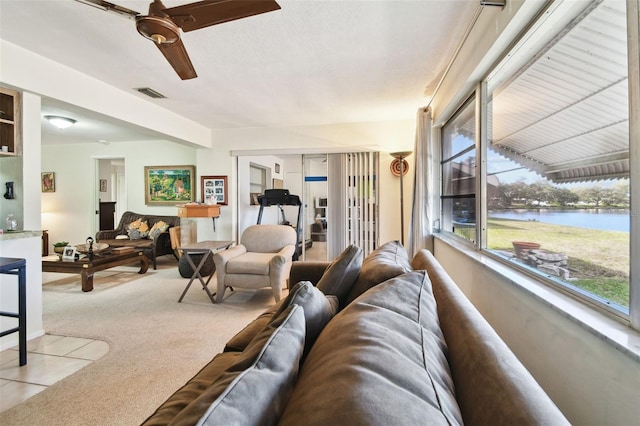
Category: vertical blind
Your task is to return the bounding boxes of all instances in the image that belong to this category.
[327,152,379,258]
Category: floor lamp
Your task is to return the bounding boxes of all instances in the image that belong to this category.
[390,151,412,246]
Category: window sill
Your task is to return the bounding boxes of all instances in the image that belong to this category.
[434,233,640,363]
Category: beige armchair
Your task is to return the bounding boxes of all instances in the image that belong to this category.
[214,225,297,303]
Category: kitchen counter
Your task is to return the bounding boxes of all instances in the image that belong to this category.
[0,230,42,241]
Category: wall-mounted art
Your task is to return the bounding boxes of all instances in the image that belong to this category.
[201,175,228,205]
[144,165,195,205]
[41,172,55,193]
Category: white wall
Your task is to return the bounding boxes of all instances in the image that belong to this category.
[0,92,43,350]
[98,159,113,203]
[236,155,284,238]
[280,156,303,237]
[433,238,640,425]
[379,152,415,246]
[0,41,211,148]
[214,119,415,154]
[41,140,197,248]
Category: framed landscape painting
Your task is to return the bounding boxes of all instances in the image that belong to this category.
[144,165,195,205]
[201,175,228,205]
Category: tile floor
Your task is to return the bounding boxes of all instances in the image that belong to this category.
[0,334,108,413]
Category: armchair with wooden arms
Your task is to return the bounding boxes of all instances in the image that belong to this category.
[213,224,297,303]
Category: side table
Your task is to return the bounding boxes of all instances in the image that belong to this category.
[178,241,234,303]
[0,257,27,366]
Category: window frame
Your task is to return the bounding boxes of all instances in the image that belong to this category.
[437,0,638,329]
[440,94,479,244]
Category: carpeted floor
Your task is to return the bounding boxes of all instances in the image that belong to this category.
[1,257,277,425]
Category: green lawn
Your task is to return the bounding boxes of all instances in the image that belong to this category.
[486,218,629,307]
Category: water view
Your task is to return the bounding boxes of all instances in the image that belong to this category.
[488,209,630,232]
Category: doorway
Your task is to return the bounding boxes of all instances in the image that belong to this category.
[303,154,328,261]
[235,154,328,261]
[94,157,126,234]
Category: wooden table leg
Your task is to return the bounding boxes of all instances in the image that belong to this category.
[138,254,150,274]
[81,270,94,292]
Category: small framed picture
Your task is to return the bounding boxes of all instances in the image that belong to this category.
[201,175,228,205]
[42,172,55,193]
[62,246,77,261]
[275,163,281,174]
[99,179,107,192]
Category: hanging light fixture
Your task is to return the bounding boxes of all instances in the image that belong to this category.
[390,151,412,246]
[45,115,76,129]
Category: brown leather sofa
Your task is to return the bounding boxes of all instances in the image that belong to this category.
[142,241,569,425]
[95,211,180,269]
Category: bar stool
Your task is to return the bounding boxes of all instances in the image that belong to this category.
[0,257,27,366]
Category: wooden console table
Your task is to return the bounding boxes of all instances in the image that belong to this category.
[42,251,150,292]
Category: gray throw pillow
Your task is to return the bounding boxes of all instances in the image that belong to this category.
[171,305,305,426]
[345,240,412,305]
[273,281,339,357]
[316,244,363,307]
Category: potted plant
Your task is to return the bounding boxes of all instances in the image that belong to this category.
[53,241,69,257]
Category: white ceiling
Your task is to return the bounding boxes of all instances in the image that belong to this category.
[0,0,479,146]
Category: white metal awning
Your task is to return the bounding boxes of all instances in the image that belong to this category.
[489,0,629,183]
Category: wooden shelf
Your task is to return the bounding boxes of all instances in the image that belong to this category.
[177,204,221,218]
[0,87,21,156]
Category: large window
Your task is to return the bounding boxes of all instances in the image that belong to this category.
[441,0,632,318]
[441,97,477,242]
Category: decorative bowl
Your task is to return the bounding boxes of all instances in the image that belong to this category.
[75,242,109,254]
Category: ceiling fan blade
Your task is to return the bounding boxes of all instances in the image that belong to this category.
[155,39,198,80]
[74,0,140,19]
[163,0,280,33]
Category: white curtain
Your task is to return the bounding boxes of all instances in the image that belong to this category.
[408,107,434,258]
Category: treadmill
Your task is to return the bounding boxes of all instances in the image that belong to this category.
[257,189,309,260]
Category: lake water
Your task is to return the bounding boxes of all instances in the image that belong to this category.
[489,209,630,232]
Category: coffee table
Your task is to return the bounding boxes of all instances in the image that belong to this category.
[42,250,150,292]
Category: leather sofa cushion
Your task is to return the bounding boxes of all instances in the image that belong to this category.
[411,249,570,425]
[288,261,329,288]
[171,305,305,425]
[315,244,362,307]
[224,282,338,356]
[141,351,242,425]
[344,240,412,305]
[279,271,463,426]
[224,301,283,352]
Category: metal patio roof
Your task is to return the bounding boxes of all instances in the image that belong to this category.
[489,0,629,184]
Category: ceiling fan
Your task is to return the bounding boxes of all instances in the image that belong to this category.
[75,0,281,80]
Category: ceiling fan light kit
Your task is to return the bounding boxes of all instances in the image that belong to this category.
[136,15,181,45]
[76,0,281,80]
